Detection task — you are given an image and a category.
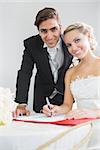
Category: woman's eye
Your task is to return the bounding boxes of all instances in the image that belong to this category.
[66,44,71,48]
[75,38,80,43]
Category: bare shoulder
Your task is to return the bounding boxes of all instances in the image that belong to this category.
[65,66,76,83]
[96,56,100,67]
[65,67,75,77]
[97,56,100,62]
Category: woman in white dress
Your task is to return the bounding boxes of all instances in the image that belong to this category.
[43,22,100,117]
[43,22,100,149]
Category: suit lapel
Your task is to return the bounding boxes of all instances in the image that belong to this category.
[41,47,54,83]
[38,37,72,85]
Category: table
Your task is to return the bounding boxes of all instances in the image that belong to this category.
[0,121,69,150]
[0,119,93,150]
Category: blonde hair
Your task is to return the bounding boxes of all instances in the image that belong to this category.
[64,22,97,51]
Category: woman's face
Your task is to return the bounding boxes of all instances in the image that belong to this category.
[64,29,91,59]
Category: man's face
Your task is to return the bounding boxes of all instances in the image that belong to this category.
[39,18,61,48]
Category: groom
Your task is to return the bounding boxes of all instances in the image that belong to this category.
[14,7,72,116]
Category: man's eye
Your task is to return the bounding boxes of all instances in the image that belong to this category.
[51,27,58,32]
[39,29,47,34]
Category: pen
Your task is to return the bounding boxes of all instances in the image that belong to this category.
[46,97,52,116]
[46,97,51,110]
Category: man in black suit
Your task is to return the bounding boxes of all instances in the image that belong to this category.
[14,7,72,117]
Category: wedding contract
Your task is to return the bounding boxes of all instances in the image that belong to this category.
[13,113,97,126]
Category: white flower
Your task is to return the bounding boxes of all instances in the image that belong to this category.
[0,87,18,125]
[69,57,79,68]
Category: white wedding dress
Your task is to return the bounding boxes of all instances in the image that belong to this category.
[70,76,100,150]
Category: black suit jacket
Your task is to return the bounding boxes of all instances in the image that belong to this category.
[15,34,73,112]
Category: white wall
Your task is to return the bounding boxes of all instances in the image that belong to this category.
[0,1,99,110]
[97,1,100,54]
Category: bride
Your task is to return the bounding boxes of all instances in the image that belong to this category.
[43,22,100,149]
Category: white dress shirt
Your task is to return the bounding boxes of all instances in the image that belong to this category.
[44,38,64,83]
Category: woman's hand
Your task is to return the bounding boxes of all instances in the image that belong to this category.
[42,104,55,117]
[42,104,61,117]
[42,104,69,117]
[65,109,100,119]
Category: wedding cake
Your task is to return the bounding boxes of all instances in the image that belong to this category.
[0,87,18,125]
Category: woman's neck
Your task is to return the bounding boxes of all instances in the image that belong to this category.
[80,51,97,65]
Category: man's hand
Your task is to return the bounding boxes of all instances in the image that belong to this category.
[12,104,30,118]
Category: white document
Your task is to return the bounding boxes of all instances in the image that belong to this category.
[15,113,66,123]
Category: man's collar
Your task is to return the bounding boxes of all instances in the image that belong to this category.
[43,38,62,49]
[43,43,47,48]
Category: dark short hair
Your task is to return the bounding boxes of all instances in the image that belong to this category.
[34,7,60,29]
